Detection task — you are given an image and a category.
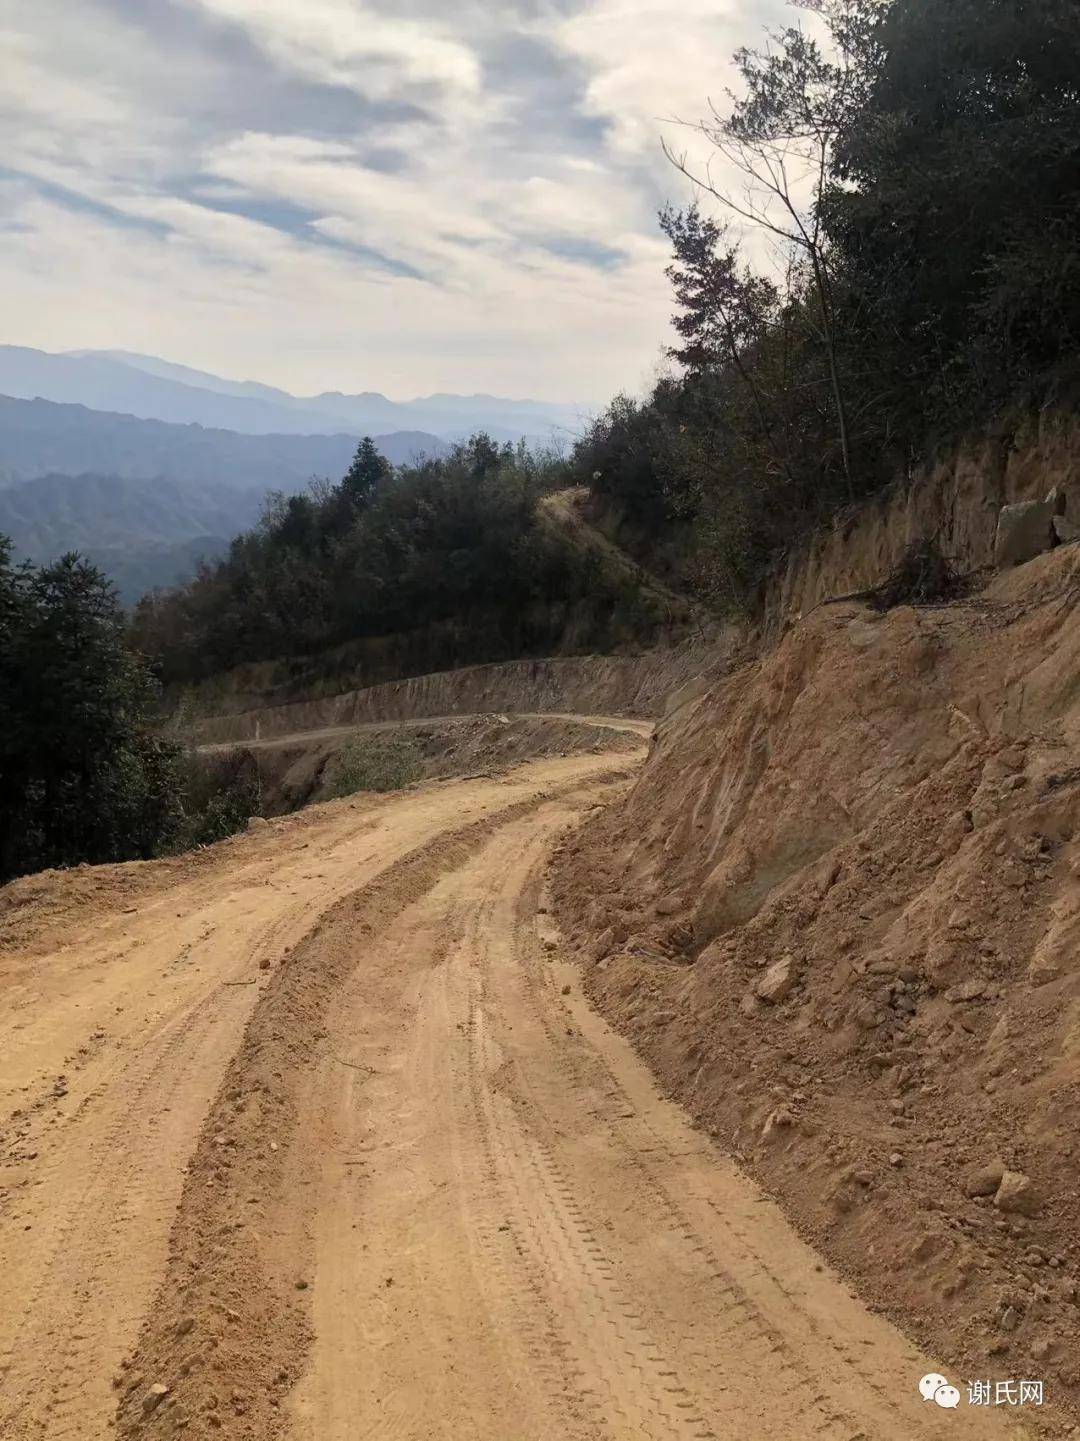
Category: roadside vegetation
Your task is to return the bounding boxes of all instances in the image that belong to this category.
[571,0,1080,611]
[0,543,182,882]
[0,542,261,882]
[324,731,425,798]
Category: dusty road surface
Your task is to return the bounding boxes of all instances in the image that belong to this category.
[0,740,1037,1440]
[196,709,654,754]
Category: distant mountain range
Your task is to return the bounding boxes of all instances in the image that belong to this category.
[0,344,587,603]
[0,346,586,447]
[0,394,444,489]
[0,471,265,603]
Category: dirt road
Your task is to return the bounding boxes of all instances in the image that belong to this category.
[0,742,1034,1439]
[197,709,654,754]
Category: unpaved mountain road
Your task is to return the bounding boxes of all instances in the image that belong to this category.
[196,709,654,754]
[0,743,1037,1440]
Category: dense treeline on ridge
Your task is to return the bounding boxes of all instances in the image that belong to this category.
[130,435,662,687]
[1,0,1077,879]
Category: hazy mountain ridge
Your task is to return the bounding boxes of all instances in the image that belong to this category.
[0,348,586,599]
[1,346,586,445]
[0,470,268,602]
[0,394,445,488]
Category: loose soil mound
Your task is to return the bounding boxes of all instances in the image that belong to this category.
[551,542,1080,1415]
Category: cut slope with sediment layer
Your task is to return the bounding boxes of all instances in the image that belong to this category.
[552,543,1080,1423]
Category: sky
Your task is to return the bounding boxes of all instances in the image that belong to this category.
[0,0,793,403]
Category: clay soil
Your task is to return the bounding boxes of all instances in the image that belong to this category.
[551,545,1080,1436]
[0,730,1040,1438]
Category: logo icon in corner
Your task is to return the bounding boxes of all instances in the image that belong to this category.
[920,1373,961,1409]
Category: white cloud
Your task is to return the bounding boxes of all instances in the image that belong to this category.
[554,0,793,158]
[0,30,129,128]
[187,0,483,102]
[501,174,639,243]
[0,0,792,400]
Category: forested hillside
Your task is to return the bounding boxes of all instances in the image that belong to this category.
[0,397,448,598]
[570,0,1080,610]
[0,473,270,602]
[134,0,1080,700]
[132,437,673,688]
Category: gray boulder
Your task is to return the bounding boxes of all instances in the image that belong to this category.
[994,498,1056,569]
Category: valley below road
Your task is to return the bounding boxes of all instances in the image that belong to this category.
[0,737,1040,1440]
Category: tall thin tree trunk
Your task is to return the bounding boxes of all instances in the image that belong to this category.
[810,250,854,502]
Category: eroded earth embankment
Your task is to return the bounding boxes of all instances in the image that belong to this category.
[552,543,1080,1419]
[188,647,708,744]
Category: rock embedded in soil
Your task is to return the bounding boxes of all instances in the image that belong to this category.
[756,954,797,1004]
[994,1171,1042,1216]
[994,496,1056,568]
[142,1383,170,1413]
[947,978,985,1003]
[966,1161,1007,1198]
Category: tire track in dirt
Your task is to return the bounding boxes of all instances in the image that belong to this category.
[0,752,638,1441]
[111,766,637,1441]
[264,793,1035,1439]
[0,987,257,1440]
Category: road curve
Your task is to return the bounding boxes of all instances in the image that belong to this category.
[196,709,654,755]
[0,743,1031,1440]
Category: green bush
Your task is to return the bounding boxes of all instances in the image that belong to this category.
[171,749,262,850]
[325,731,424,797]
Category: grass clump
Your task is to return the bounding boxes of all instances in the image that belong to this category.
[172,749,262,849]
[326,730,424,797]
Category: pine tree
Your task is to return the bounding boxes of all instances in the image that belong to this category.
[341,437,390,506]
[0,546,182,880]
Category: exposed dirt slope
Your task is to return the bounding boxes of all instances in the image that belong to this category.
[187,649,707,745]
[0,738,1035,1439]
[762,401,1080,633]
[552,543,1080,1422]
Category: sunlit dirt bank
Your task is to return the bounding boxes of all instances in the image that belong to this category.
[553,545,1080,1432]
